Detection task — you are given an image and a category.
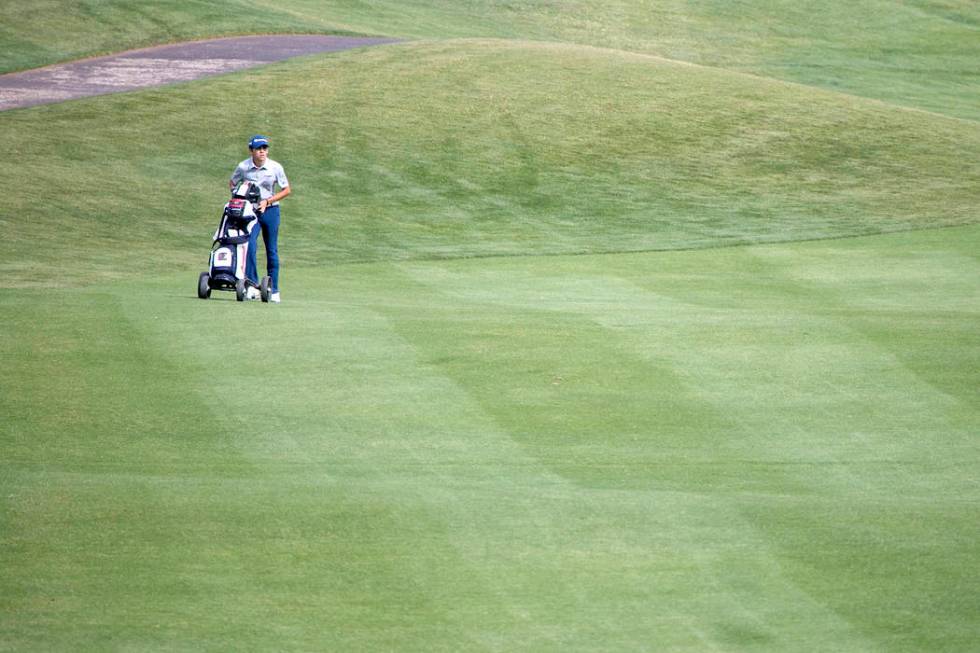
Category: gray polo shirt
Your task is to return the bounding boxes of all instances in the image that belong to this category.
[230,158,290,205]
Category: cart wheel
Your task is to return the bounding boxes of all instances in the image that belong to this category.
[198,272,211,299]
[260,276,272,303]
[235,279,247,302]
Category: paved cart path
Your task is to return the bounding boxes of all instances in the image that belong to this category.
[0,35,400,111]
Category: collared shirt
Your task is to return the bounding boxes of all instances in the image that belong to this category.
[230,157,290,205]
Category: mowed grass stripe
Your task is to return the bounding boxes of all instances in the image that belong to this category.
[0,289,249,468]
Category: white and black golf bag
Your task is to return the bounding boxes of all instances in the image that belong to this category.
[197,181,263,300]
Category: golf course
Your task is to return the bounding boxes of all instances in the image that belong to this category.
[1,2,978,650]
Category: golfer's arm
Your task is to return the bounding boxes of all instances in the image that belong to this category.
[269,186,291,203]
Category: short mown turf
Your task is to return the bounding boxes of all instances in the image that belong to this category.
[2,225,978,650]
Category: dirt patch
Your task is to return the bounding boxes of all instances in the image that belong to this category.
[0,35,399,111]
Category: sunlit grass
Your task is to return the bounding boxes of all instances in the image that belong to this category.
[3,40,977,288]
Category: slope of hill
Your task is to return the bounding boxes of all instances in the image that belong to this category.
[2,1,977,120]
[2,39,977,287]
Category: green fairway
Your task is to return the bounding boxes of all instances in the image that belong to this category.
[3,227,978,650]
[2,1,979,650]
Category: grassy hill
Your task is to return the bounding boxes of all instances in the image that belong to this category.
[1,3,978,651]
[3,39,977,287]
[2,1,978,120]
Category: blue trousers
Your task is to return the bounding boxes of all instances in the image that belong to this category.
[245,205,280,292]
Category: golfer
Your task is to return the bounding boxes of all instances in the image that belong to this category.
[230,135,291,302]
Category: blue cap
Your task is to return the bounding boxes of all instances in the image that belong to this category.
[248,135,269,149]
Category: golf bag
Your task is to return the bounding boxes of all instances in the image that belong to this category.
[197,181,270,301]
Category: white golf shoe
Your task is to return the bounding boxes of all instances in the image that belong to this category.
[270,292,281,304]
[246,286,261,300]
